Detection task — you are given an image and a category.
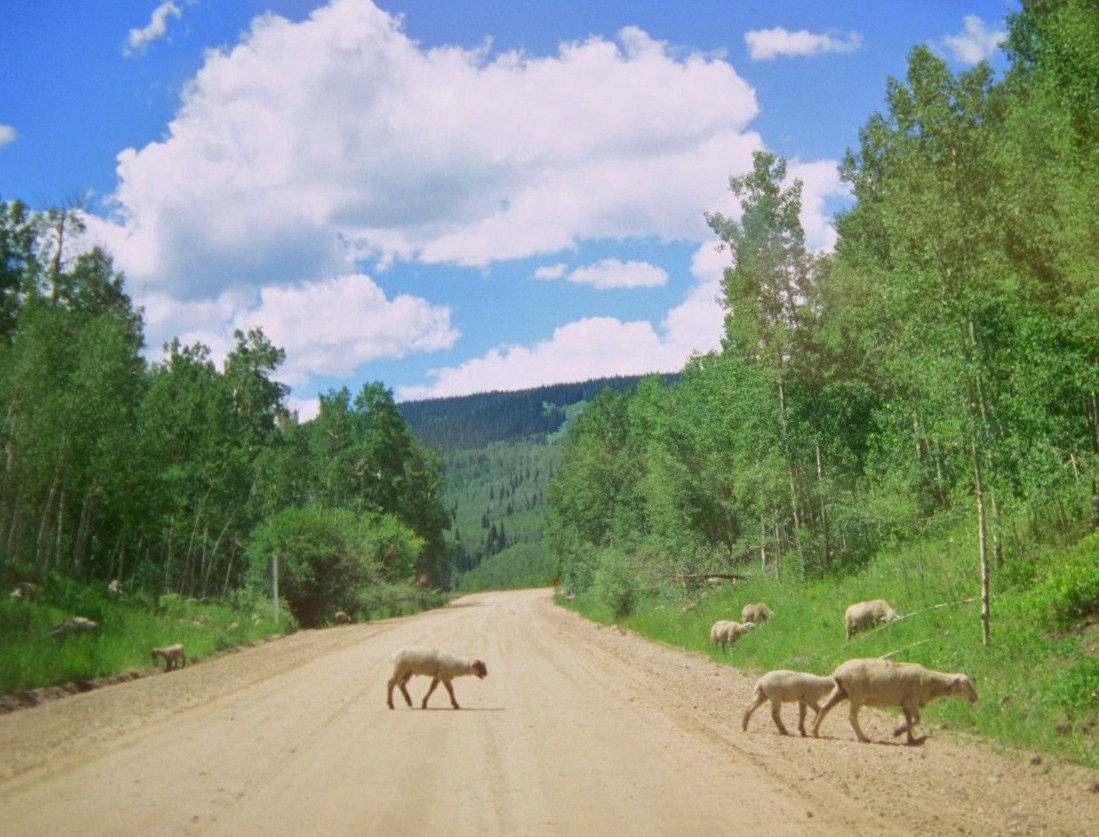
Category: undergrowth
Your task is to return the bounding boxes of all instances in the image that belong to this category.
[563,526,1099,769]
[0,587,293,696]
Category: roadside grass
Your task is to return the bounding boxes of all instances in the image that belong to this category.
[0,589,292,696]
[564,527,1099,769]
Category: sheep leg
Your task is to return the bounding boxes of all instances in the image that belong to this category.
[847,702,871,743]
[741,690,766,731]
[388,671,414,709]
[442,679,461,709]
[804,699,824,738]
[796,700,809,737]
[812,684,847,738]
[769,698,790,735]
[421,677,441,708]
[893,706,925,745]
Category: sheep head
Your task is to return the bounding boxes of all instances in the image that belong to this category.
[471,660,488,679]
[951,675,979,704]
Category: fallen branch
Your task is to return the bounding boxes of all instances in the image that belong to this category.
[659,572,754,582]
[894,597,978,622]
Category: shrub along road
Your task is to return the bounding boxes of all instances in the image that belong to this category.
[1,589,1097,835]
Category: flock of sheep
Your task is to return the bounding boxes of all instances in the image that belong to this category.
[384,595,978,748]
[13,576,976,744]
[9,579,188,674]
[731,598,979,744]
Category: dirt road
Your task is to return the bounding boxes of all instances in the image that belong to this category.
[2,589,1097,835]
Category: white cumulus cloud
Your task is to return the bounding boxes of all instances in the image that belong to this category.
[124,1,183,57]
[552,258,669,290]
[0,124,17,149]
[744,27,862,61]
[941,16,1005,65]
[396,316,694,401]
[83,0,847,405]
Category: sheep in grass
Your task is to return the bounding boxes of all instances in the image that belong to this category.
[741,602,774,624]
[812,658,978,745]
[844,599,900,642]
[151,644,187,671]
[386,646,488,710]
[710,620,755,653]
[48,616,100,637]
[334,610,352,625]
[9,582,38,602]
[742,670,836,737]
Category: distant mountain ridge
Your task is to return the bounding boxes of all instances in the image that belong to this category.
[397,373,678,451]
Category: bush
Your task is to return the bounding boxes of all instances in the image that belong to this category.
[592,549,639,620]
[1048,657,1099,714]
[1027,532,1099,629]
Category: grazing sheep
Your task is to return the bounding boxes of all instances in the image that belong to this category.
[106,578,123,598]
[151,644,187,671]
[812,657,978,745]
[48,616,100,637]
[386,646,488,710]
[9,582,38,602]
[710,620,755,653]
[844,599,900,642]
[335,610,352,625]
[742,670,836,736]
[741,602,774,624]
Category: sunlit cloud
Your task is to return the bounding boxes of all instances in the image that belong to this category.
[744,27,862,61]
[539,258,669,290]
[941,16,1005,64]
[396,316,694,401]
[123,1,184,57]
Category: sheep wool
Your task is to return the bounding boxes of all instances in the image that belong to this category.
[812,657,978,744]
[386,646,488,710]
[742,670,836,736]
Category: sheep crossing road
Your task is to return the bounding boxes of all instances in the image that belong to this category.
[1,589,1097,835]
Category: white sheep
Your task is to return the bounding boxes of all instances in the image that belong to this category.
[48,616,100,637]
[151,644,187,671]
[106,578,123,598]
[334,610,352,625]
[844,599,900,642]
[741,602,774,624]
[812,657,978,745]
[710,620,755,653]
[386,646,488,710]
[742,670,836,736]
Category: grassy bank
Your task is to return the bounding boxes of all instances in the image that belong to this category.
[564,527,1099,769]
[0,584,294,697]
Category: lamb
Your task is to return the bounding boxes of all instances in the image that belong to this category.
[9,582,38,601]
[335,610,352,625]
[48,616,100,637]
[811,657,978,745]
[386,646,488,710]
[742,670,836,736]
[844,599,900,642]
[710,620,755,653]
[151,644,187,671]
[741,602,774,624]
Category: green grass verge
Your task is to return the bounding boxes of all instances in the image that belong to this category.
[563,528,1099,769]
[0,589,292,696]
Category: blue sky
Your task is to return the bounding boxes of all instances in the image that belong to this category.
[0,1,1014,417]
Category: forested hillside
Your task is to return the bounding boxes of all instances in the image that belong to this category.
[546,2,1099,647]
[397,374,677,449]
[398,376,675,590]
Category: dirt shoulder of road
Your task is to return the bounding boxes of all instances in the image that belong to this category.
[1,590,1098,836]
